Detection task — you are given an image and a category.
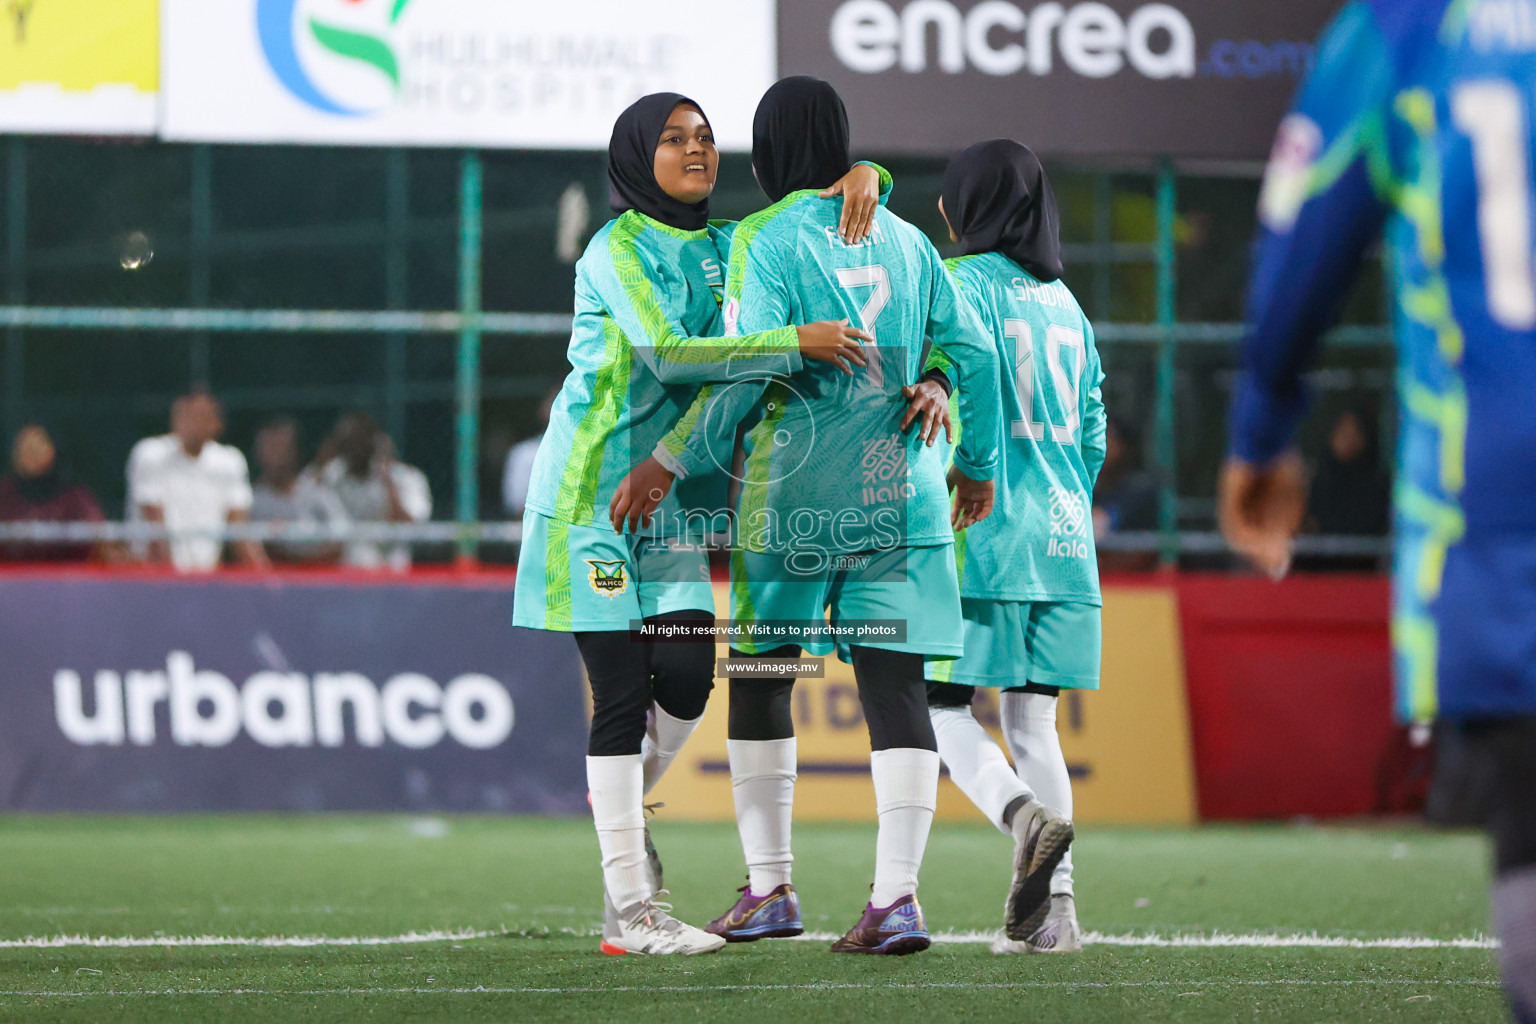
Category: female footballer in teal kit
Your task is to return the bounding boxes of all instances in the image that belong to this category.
[615,78,1005,955]
[512,91,883,956]
[924,139,1105,954]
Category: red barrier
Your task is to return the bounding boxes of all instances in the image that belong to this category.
[1175,574,1394,819]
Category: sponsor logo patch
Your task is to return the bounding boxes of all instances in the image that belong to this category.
[586,559,629,598]
[1258,113,1323,233]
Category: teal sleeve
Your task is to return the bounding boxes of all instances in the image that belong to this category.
[929,253,1001,481]
[655,228,788,478]
[1081,324,1107,488]
[854,160,895,206]
[593,226,802,386]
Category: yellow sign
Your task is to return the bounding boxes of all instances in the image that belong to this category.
[0,0,158,134]
[649,584,1198,825]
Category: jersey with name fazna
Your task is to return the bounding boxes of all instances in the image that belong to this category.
[657,192,1002,554]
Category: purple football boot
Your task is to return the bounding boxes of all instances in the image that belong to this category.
[705,883,804,941]
[829,894,931,955]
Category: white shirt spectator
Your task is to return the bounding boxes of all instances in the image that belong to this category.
[127,434,254,572]
[251,475,351,562]
[316,458,431,571]
[502,434,543,516]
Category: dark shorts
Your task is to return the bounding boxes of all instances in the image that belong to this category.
[1434,717,1536,875]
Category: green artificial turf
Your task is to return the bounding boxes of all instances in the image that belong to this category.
[0,816,1505,1023]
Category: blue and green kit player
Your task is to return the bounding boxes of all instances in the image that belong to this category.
[617,77,1004,955]
[512,91,882,956]
[920,140,1106,955]
[1219,2,1536,1015]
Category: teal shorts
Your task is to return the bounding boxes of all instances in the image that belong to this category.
[925,598,1101,690]
[730,543,964,661]
[512,511,714,632]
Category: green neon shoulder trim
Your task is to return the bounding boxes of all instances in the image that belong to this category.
[726,191,818,300]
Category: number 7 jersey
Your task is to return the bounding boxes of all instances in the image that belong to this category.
[657,191,1002,553]
[936,253,1106,604]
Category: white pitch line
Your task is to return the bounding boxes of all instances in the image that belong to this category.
[0,929,505,949]
[0,980,1507,999]
[0,929,1500,950]
[791,930,1503,950]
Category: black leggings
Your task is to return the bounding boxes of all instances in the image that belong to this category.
[726,644,936,752]
[926,681,1061,709]
[576,609,715,757]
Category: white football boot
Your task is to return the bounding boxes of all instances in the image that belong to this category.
[600,817,667,955]
[1004,800,1074,941]
[606,896,726,955]
[991,894,1082,954]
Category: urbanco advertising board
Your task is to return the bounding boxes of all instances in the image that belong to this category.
[0,574,588,812]
[778,0,1344,159]
[161,0,775,149]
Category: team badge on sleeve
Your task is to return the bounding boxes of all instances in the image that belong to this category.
[586,560,630,597]
[1258,113,1323,233]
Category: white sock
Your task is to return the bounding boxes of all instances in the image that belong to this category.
[641,703,703,796]
[586,754,652,910]
[1493,865,1536,1019]
[728,738,797,895]
[1000,691,1075,896]
[931,704,1033,835]
[870,747,939,908]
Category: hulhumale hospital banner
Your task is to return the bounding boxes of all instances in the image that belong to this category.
[160,0,777,149]
[0,574,588,812]
[778,0,1345,159]
[0,0,158,135]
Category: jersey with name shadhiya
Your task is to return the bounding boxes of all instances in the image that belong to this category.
[934,253,1106,604]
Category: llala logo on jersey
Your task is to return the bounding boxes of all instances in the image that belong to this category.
[1258,113,1323,233]
[586,560,629,597]
[1046,486,1090,558]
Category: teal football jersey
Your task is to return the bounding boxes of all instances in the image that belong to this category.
[657,191,1002,554]
[936,253,1106,603]
[523,210,800,533]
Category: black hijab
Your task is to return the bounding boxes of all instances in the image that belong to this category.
[751,76,851,203]
[942,139,1063,283]
[608,92,712,231]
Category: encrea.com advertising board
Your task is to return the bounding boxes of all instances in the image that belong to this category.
[779,0,1343,159]
[160,0,775,149]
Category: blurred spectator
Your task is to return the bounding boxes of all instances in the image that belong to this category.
[314,412,431,571]
[250,417,348,564]
[0,424,107,562]
[502,386,558,517]
[1093,416,1161,572]
[127,389,269,572]
[1306,407,1391,537]
[1295,406,1392,572]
